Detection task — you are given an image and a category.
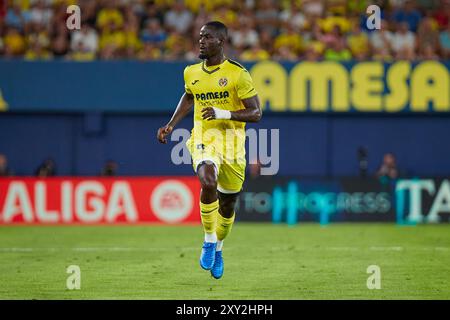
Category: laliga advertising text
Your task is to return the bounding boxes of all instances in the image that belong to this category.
[170,125,279,176]
[0,178,200,224]
[0,180,138,223]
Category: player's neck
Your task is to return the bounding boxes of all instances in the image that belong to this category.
[205,54,225,67]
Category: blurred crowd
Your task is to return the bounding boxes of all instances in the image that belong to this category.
[0,0,449,61]
[0,153,120,176]
[0,151,400,179]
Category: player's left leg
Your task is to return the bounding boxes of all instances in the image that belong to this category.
[216,191,238,245]
[210,191,239,279]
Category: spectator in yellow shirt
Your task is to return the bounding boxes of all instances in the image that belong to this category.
[26,23,50,49]
[320,12,351,34]
[185,0,212,13]
[185,0,234,13]
[325,0,347,16]
[4,28,27,57]
[164,31,186,53]
[274,23,304,55]
[99,21,126,58]
[347,23,369,60]
[324,39,352,61]
[240,43,270,61]
[137,42,162,61]
[96,0,124,31]
[24,39,52,60]
[210,4,237,28]
[124,23,142,58]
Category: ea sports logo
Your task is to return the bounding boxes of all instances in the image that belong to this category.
[218,78,228,87]
[150,180,193,223]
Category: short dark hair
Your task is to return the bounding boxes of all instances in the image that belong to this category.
[203,21,228,40]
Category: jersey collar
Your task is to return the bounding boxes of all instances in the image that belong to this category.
[201,59,226,74]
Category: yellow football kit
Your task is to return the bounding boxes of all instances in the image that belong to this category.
[184,59,257,193]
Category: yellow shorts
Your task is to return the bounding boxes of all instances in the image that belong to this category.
[187,136,246,194]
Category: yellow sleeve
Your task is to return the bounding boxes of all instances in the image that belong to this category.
[236,69,257,100]
[183,66,192,95]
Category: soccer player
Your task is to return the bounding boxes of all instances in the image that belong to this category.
[157,21,261,279]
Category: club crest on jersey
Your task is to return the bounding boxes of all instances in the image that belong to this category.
[218,78,228,87]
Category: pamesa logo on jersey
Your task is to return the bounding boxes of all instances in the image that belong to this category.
[195,91,230,101]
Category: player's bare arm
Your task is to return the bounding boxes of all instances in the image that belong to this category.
[157,92,194,144]
[201,95,262,123]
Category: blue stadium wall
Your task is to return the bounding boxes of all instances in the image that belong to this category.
[0,60,449,177]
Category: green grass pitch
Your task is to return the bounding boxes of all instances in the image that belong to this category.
[0,223,449,300]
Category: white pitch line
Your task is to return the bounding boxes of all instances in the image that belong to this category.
[328,247,360,251]
[370,246,404,251]
[0,248,34,252]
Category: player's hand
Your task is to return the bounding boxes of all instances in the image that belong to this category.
[201,107,216,121]
[157,125,173,144]
[202,107,231,121]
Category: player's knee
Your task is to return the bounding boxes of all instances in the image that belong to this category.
[198,162,218,191]
[199,175,217,191]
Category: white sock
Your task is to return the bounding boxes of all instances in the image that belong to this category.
[204,232,217,243]
[216,240,224,251]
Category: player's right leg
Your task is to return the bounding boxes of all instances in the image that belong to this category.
[210,161,245,279]
[197,161,219,270]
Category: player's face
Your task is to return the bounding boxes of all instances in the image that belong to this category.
[198,26,222,59]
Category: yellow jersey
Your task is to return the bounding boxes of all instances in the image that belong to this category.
[184,59,257,161]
